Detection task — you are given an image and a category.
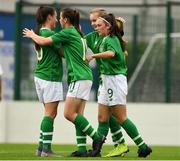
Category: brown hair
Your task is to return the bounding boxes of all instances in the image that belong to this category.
[100,13,126,51]
[35,6,55,50]
[61,8,83,37]
[116,17,125,36]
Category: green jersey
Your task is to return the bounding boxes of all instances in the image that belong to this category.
[85,31,103,70]
[34,28,63,82]
[85,31,103,54]
[98,35,127,75]
[51,26,93,84]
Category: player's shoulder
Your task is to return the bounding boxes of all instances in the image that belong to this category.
[40,28,55,37]
[61,26,75,33]
[105,35,118,43]
[87,31,98,36]
[59,27,77,36]
[85,31,100,40]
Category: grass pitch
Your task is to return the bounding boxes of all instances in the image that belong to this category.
[0,144,180,160]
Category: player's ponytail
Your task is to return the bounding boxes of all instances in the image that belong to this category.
[35,6,55,50]
[116,17,126,37]
[100,14,126,51]
[73,9,83,37]
[115,17,126,51]
[61,8,83,37]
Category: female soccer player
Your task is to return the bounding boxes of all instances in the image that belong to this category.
[23,8,105,157]
[86,13,152,158]
[85,8,129,157]
[31,6,63,157]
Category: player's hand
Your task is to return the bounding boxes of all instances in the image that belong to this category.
[86,54,94,62]
[22,28,35,38]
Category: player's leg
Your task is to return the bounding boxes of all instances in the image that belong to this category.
[104,114,129,157]
[93,82,113,157]
[96,80,110,138]
[79,77,110,157]
[64,97,105,157]
[96,103,129,158]
[41,101,59,157]
[64,97,104,140]
[64,80,106,157]
[112,105,152,158]
[71,101,87,157]
[35,78,63,157]
[97,104,110,138]
[109,115,125,146]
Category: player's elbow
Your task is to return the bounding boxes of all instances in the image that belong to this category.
[40,37,52,45]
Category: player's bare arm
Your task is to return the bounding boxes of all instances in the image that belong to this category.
[23,28,52,45]
[92,51,115,59]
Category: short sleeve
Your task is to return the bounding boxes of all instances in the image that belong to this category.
[51,29,69,44]
[40,29,61,50]
[105,38,117,53]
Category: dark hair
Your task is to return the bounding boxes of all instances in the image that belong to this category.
[35,6,55,50]
[61,8,83,37]
[100,14,126,51]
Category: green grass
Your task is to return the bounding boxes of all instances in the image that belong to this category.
[0,144,180,160]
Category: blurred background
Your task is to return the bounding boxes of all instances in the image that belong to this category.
[0,0,180,102]
[0,0,179,145]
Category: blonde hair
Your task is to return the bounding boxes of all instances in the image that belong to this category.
[90,8,107,17]
[116,17,126,33]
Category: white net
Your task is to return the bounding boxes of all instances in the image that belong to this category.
[128,33,180,102]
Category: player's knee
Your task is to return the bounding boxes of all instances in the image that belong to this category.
[45,111,57,119]
[117,116,127,124]
[98,114,108,122]
[64,111,74,122]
